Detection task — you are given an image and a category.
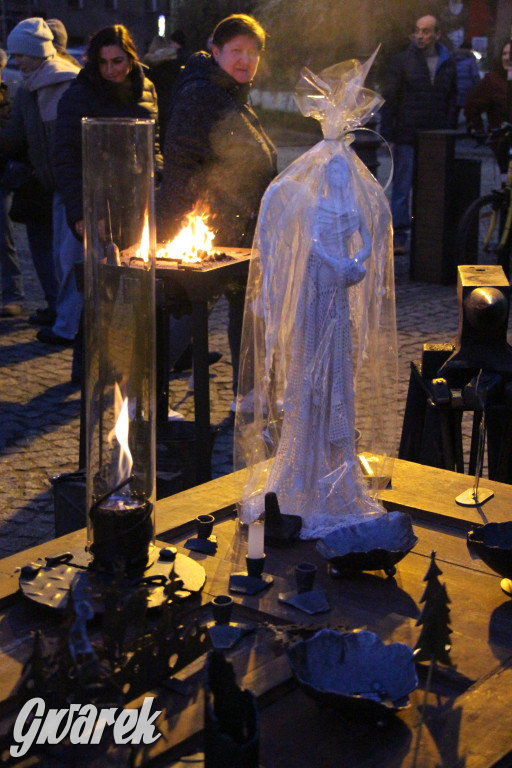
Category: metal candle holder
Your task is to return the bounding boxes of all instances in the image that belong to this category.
[185,514,218,555]
[229,553,274,596]
[207,595,256,650]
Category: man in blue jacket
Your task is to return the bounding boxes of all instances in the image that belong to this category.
[380,14,457,254]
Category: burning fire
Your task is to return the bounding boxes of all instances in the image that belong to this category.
[135,214,150,263]
[157,204,215,262]
[108,382,133,486]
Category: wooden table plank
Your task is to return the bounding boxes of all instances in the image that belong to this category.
[380,457,512,529]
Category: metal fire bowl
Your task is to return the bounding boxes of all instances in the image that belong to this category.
[122,246,251,304]
[316,511,418,577]
[18,545,206,613]
[286,628,418,718]
[467,521,512,579]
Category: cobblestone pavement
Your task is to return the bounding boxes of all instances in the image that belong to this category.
[0,138,505,559]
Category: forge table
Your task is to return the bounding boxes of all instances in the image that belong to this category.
[152,247,251,483]
[1,458,512,767]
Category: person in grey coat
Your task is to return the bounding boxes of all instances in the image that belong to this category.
[0,18,80,330]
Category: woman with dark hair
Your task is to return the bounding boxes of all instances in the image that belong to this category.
[465,40,512,135]
[157,14,277,404]
[54,24,160,379]
[55,24,160,240]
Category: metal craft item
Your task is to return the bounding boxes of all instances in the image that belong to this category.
[185,514,218,554]
[19,545,206,613]
[229,554,274,595]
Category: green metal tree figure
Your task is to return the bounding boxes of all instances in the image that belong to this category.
[412,550,453,768]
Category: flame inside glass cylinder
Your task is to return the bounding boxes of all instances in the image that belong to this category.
[135,213,150,262]
[104,382,138,509]
[157,204,215,262]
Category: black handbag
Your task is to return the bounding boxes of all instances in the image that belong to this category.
[0,160,52,224]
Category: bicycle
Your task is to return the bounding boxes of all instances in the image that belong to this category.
[456,123,512,278]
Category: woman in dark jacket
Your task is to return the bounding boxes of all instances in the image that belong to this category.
[54,24,160,379]
[157,14,277,401]
[465,40,511,134]
[55,24,160,238]
[465,40,512,172]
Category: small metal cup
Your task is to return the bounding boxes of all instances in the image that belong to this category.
[295,562,317,593]
[211,594,234,624]
[246,554,266,579]
[196,513,214,539]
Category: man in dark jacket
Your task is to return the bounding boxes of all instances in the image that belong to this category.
[380,14,457,254]
[144,29,189,147]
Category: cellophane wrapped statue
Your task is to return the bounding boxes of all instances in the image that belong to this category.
[234,51,398,539]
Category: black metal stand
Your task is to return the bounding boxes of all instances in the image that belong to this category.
[229,555,274,596]
[155,251,250,484]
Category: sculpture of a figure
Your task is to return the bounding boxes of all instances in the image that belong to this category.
[263,155,383,538]
[235,54,398,539]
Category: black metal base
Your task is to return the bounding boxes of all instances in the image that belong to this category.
[185,535,217,555]
[19,544,206,613]
[207,621,256,649]
[229,571,274,595]
[278,589,331,615]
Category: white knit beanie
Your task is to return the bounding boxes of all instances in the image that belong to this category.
[7,18,56,58]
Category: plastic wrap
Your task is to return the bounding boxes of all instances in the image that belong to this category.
[234,52,398,539]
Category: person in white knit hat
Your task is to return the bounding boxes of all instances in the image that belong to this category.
[0,18,82,347]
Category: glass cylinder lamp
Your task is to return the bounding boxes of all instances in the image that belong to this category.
[82,118,156,577]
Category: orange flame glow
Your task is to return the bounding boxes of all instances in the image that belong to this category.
[158,204,215,262]
[135,214,150,262]
[107,382,133,485]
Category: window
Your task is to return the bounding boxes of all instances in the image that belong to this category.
[105,0,118,8]
[67,0,84,7]
[145,0,157,11]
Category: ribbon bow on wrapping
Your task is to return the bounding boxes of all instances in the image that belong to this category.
[294,47,384,140]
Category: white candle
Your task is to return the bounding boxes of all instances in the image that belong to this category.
[247,520,265,559]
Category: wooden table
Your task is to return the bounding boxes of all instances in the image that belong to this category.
[1,458,512,767]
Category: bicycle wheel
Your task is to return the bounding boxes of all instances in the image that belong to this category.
[456,191,511,275]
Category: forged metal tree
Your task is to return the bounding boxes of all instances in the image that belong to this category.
[414,550,453,666]
[412,550,453,768]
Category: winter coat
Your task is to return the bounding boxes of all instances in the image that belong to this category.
[55,60,160,229]
[144,45,187,145]
[464,69,509,133]
[0,82,11,128]
[0,82,12,176]
[453,49,481,108]
[0,56,80,191]
[380,42,457,145]
[157,51,277,248]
